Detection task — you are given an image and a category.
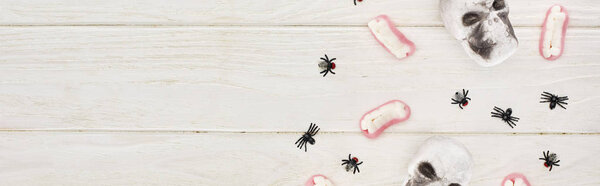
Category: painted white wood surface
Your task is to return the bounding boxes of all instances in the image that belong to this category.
[0,133,598,185]
[1,27,599,132]
[0,0,599,26]
[1,0,599,185]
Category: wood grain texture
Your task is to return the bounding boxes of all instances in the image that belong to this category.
[1,27,598,132]
[0,0,599,26]
[0,133,598,186]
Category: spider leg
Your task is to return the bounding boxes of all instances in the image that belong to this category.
[459,104,463,109]
[297,140,305,148]
[556,102,567,109]
[329,70,335,74]
[493,107,504,114]
[354,0,357,5]
[355,165,360,173]
[540,100,550,103]
[463,89,468,97]
[324,54,329,61]
[295,137,303,145]
[466,97,471,100]
[451,98,459,104]
[303,141,308,152]
[491,115,503,118]
[320,69,328,74]
[341,161,348,165]
[549,165,553,171]
[507,121,516,128]
[554,160,560,164]
[539,157,545,160]
[353,166,357,174]
[542,92,554,97]
[330,58,336,62]
[558,96,569,101]
[308,124,316,133]
[357,161,363,165]
[348,154,351,160]
[312,127,320,136]
[322,70,329,77]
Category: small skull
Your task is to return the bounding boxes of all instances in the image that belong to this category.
[403,136,473,186]
[440,0,518,67]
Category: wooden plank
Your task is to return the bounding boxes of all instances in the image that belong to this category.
[1,26,599,132]
[0,0,598,27]
[0,132,597,185]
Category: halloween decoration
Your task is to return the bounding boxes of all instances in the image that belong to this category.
[305,175,334,186]
[539,150,560,171]
[319,54,336,77]
[403,136,473,186]
[540,92,568,110]
[341,154,363,174]
[359,100,411,138]
[368,15,416,60]
[451,89,471,109]
[353,0,363,6]
[491,106,519,128]
[295,123,320,152]
[502,173,531,186]
[540,5,568,60]
[440,0,518,66]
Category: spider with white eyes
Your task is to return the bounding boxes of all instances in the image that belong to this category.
[318,54,336,77]
[341,154,363,174]
[540,92,568,110]
[539,150,560,171]
[295,123,320,152]
[491,106,519,128]
[451,89,471,109]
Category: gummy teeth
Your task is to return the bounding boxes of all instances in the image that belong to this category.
[306,175,333,186]
[368,15,416,60]
[502,173,531,186]
[540,5,569,60]
[359,100,411,138]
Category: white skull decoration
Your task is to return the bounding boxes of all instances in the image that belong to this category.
[440,0,518,67]
[403,136,473,186]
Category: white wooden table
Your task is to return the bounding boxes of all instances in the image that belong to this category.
[1,0,599,185]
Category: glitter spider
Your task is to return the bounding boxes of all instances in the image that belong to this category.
[491,106,519,128]
[540,92,568,110]
[295,123,320,152]
[539,150,560,171]
[341,154,363,174]
[451,89,471,109]
[353,0,363,5]
[318,54,336,77]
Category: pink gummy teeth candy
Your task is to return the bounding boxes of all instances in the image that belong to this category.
[359,100,411,138]
[539,5,569,61]
[501,173,531,186]
[368,15,416,60]
[305,175,334,186]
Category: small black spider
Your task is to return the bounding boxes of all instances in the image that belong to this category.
[341,154,363,174]
[491,106,519,128]
[353,0,363,5]
[539,150,560,171]
[540,92,568,110]
[295,123,320,152]
[318,54,336,77]
[451,89,471,109]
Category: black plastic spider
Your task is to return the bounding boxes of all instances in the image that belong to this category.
[295,123,320,152]
[540,92,568,110]
[353,0,363,5]
[539,150,560,171]
[341,154,363,174]
[491,106,519,128]
[451,89,471,109]
[318,54,336,77]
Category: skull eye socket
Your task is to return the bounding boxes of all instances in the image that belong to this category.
[462,12,481,26]
[492,0,505,10]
